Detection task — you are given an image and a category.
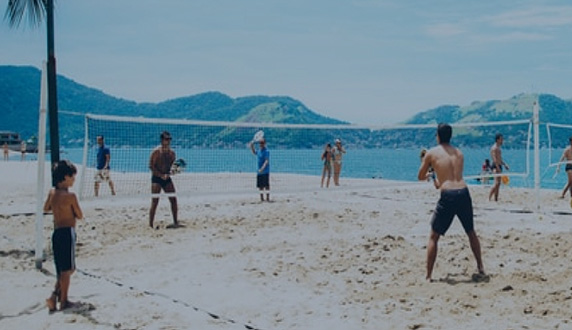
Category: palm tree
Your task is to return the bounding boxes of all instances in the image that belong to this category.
[5,0,60,181]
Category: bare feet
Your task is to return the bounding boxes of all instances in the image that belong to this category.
[46,294,57,313]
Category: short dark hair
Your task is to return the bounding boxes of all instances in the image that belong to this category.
[160,131,171,140]
[437,123,452,143]
[52,160,77,185]
[495,133,503,142]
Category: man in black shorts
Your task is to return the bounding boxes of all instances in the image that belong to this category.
[418,123,485,282]
[489,133,510,201]
[149,131,178,228]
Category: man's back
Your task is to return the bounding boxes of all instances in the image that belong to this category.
[563,146,572,161]
[426,144,466,190]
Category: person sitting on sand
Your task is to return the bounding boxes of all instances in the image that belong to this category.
[418,123,485,282]
[481,159,492,185]
[44,160,84,312]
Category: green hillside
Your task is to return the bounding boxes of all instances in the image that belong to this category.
[0,65,345,146]
[2,65,572,148]
[402,93,572,148]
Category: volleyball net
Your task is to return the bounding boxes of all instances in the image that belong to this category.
[71,112,533,200]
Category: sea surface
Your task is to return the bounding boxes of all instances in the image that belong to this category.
[37,147,568,190]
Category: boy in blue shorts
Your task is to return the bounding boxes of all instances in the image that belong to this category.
[44,160,84,312]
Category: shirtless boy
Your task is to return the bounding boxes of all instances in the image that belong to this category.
[44,160,84,312]
[149,131,178,228]
[418,123,485,282]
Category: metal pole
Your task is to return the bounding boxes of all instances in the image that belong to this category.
[46,0,60,185]
[35,62,48,269]
[533,100,540,211]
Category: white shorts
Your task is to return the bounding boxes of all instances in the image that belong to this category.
[94,169,111,183]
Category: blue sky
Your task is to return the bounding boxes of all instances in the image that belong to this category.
[2,0,571,124]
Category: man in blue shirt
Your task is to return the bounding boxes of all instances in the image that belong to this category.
[94,135,116,196]
[250,138,270,202]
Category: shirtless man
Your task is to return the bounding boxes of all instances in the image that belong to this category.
[149,131,178,228]
[556,136,572,198]
[418,123,485,282]
[488,133,509,201]
[44,160,84,312]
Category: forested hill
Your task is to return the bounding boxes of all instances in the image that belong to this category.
[2,65,572,148]
[400,93,572,148]
[0,65,345,142]
[405,93,572,126]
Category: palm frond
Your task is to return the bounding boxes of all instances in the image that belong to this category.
[4,0,47,28]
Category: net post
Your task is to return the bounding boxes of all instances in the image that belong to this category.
[533,100,540,211]
[35,61,48,269]
[79,114,90,200]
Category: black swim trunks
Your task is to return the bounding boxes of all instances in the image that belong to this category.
[491,163,503,172]
[256,173,270,189]
[566,164,572,172]
[431,187,474,235]
[152,175,173,189]
[52,227,76,275]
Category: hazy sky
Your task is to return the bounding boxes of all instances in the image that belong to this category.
[2,0,571,124]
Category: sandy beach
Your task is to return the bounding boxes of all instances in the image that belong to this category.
[1,160,572,329]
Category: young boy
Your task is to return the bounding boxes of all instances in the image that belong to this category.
[44,160,84,312]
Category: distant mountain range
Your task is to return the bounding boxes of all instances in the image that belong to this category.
[1,65,572,148]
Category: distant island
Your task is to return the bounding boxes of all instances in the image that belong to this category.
[1,65,572,148]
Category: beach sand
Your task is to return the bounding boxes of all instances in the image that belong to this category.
[1,161,572,329]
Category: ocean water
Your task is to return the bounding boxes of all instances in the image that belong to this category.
[55,147,565,190]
